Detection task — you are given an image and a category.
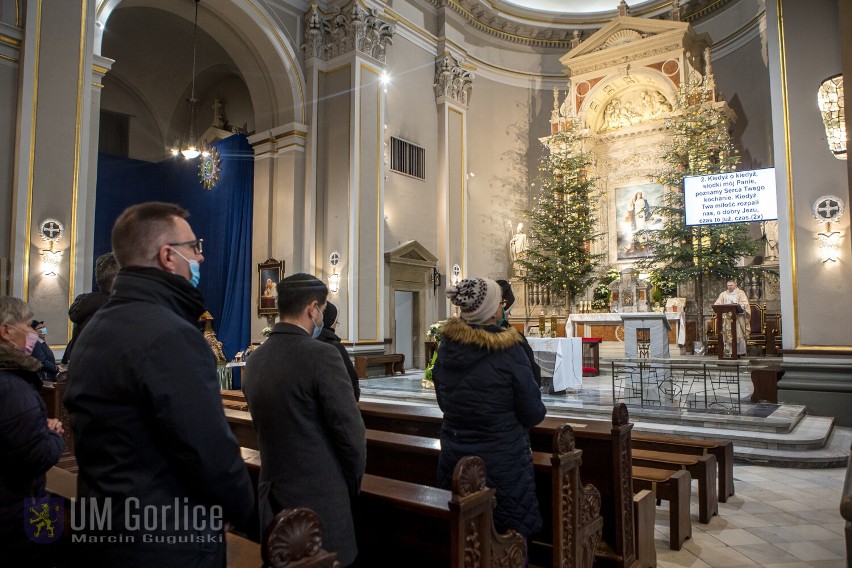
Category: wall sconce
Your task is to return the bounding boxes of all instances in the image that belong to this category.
[813,195,844,264]
[431,267,442,294]
[38,219,63,277]
[817,74,846,160]
[451,264,461,286]
[328,251,341,293]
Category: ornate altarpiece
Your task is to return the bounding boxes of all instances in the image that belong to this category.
[513,15,746,325]
[549,15,715,267]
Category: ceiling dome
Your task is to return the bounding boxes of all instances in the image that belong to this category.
[499,0,658,15]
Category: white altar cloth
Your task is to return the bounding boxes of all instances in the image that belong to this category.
[526,337,583,391]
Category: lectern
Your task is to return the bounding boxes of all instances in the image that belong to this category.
[711,304,744,360]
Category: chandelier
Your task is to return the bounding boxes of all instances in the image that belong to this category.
[817,74,846,160]
[171,0,209,160]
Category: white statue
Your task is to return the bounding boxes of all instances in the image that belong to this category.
[761,220,779,262]
[510,223,528,271]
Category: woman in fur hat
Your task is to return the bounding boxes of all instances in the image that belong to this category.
[433,277,547,540]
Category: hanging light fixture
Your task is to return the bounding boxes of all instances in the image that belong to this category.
[817,74,846,160]
[171,0,205,160]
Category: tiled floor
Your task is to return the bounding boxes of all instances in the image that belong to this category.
[652,465,847,567]
[359,366,850,567]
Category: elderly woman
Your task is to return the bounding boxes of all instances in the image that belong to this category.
[0,297,65,564]
[433,278,547,541]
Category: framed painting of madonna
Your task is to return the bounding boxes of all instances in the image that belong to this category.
[616,183,664,260]
[258,259,284,316]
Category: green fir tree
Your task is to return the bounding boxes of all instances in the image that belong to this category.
[635,73,759,341]
[519,125,604,308]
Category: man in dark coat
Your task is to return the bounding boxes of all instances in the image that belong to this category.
[435,277,546,538]
[317,301,360,400]
[61,252,118,364]
[0,297,65,566]
[65,202,253,567]
[30,320,59,381]
[244,274,366,567]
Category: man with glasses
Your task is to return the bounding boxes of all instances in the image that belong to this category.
[244,274,365,567]
[65,202,253,567]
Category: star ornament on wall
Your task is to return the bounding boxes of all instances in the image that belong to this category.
[198,146,222,190]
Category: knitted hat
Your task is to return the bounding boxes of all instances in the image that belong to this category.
[446,278,501,325]
[323,301,338,330]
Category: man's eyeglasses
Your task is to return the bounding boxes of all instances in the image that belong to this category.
[168,239,203,255]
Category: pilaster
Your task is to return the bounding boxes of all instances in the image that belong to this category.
[434,45,473,315]
[302,0,394,345]
[12,0,96,349]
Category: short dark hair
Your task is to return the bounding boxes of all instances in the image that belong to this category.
[495,279,515,310]
[277,273,328,318]
[111,202,189,268]
[94,252,119,293]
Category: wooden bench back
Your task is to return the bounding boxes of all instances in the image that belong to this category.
[357,401,636,568]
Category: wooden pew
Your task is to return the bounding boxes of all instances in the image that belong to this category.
[356,401,640,568]
[353,353,405,378]
[242,450,525,567]
[46,462,338,568]
[363,425,603,568]
[357,456,525,567]
[632,449,718,523]
[533,412,697,550]
[40,378,75,459]
[226,507,341,568]
[631,433,735,503]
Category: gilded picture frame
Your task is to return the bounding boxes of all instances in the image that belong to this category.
[258,259,284,316]
[615,183,664,260]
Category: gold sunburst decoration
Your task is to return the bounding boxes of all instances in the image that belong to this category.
[198,145,222,190]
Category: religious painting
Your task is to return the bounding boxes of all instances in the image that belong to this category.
[258,259,284,316]
[616,183,664,260]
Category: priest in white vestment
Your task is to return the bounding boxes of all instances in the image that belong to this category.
[714,280,751,355]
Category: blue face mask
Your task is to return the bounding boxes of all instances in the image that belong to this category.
[173,249,201,287]
[497,307,508,327]
[311,305,323,339]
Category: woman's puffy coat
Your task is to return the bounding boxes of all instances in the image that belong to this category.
[0,343,64,547]
[433,317,547,537]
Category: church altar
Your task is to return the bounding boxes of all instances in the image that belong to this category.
[526,337,583,392]
[566,312,682,343]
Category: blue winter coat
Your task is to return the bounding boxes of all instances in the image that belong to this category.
[433,317,547,537]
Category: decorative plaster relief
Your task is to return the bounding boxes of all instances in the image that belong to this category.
[434,52,474,107]
[303,2,395,63]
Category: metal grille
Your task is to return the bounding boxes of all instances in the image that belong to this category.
[389,136,426,180]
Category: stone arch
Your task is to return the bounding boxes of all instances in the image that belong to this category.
[94,0,305,128]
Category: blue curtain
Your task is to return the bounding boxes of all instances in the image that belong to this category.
[94,134,254,359]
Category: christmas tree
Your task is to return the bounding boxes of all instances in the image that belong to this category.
[635,72,758,341]
[519,124,604,309]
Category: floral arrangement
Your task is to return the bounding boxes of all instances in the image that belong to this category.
[423,320,447,389]
[426,321,446,343]
[261,326,273,338]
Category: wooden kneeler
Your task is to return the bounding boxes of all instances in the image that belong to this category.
[632,467,692,550]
